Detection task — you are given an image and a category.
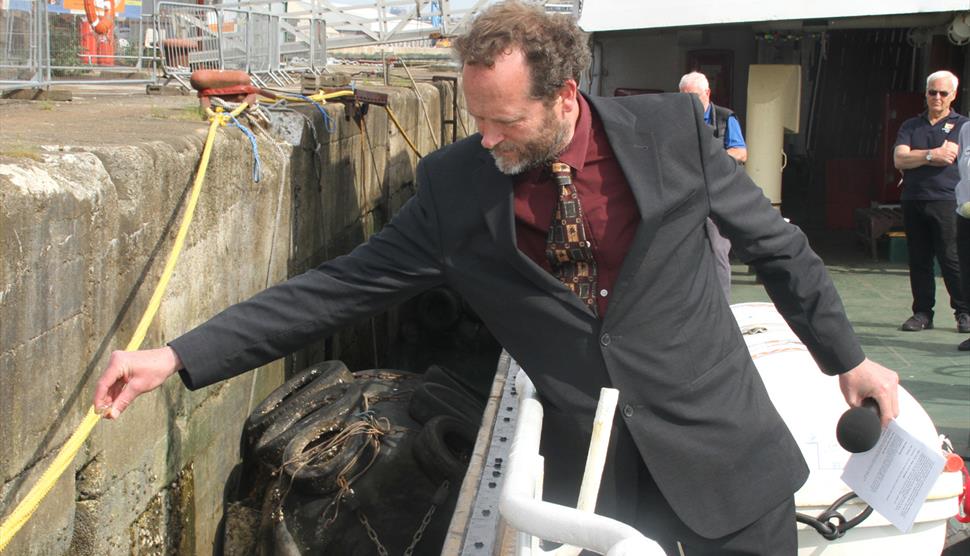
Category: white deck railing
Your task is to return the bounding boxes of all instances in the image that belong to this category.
[500,368,666,556]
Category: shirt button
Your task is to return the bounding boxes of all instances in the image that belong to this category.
[599,289,609,297]
[600,333,611,346]
[623,405,634,417]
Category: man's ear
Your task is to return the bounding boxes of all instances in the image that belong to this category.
[559,78,579,113]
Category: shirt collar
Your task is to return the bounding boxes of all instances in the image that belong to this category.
[704,103,714,124]
[557,94,593,172]
[922,109,957,123]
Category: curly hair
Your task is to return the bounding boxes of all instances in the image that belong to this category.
[453,0,590,101]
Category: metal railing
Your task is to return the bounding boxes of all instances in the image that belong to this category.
[455,354,663,556]
[501,367,665,556]
[1,0,156,90]
[153,2,325,89]
[216,0,580,50]
[1,0,580,91]
[0,1,327,91]
[1,0,51,89]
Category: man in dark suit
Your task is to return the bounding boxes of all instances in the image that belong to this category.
[95,2,899,553]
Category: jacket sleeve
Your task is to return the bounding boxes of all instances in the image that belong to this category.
[171,161,446,389]
[692,96,866,375]
[958,123,970,216]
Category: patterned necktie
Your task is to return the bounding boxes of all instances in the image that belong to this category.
[545,161,598,314]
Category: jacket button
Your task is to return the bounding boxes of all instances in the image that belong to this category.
[600,333,611,346]
[623,405,634,417]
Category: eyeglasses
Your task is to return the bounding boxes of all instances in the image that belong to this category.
[927,89,951,97]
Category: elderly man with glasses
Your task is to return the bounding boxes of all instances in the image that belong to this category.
[893,70,969,335]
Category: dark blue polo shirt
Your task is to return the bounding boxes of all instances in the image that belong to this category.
[894,109,968,201]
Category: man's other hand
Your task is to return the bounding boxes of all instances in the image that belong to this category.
[838,358,900,428]
[929,141,959,165]
[93,347,182,419]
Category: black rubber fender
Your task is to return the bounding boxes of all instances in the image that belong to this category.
[416,286,463,332]
[423,364,485,404]
[412,415,477,483]
[428,363,492,402]
[255,381,363,468]
[354,368,421,405]
[281,412,371,495]
[408,381,485,426]
[352,368,421,383]
[243,360,352,451]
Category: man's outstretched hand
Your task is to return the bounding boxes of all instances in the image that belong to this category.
[93,347,182,419]
[838,358,900,428]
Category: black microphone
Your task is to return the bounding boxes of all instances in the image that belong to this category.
[836,398,882,453]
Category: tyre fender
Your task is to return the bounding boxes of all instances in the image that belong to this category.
[243,360,352,453]
[416,286,463,332]
[423,364,484,404]
[408,381,485,426]
[282,410,371,495]
[412,415,478,483]
[255,381,363,468]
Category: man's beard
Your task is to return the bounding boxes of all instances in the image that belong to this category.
[490,108,571,175]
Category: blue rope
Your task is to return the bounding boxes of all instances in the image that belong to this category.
[228,113,262,183]
[298,94,336,134]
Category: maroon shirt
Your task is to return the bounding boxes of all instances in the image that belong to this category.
[513,95,639,317]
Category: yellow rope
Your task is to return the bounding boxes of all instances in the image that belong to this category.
[261,89,356,105]
[0,102,248,552]
[259,89,423,160]
[384,105,422,158]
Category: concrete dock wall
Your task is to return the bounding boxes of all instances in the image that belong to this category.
[0,80,464,554]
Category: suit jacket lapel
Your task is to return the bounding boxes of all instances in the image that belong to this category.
[472,149,592,315]
[586,95,664,326]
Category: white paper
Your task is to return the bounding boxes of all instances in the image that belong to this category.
[840,421,945,533]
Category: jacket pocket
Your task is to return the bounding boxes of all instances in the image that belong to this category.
[687,341,747,392]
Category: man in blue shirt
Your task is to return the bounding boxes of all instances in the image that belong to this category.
[893,70,969,334]
[680,71,746,301]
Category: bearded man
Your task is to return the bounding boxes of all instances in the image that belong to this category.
[96,2,899,554]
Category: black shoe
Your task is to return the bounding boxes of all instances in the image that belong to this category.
[958,313,970,334]
[959,337,970,351]
[901,313,933,331]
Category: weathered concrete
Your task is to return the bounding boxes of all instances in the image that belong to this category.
[0,79,465,554]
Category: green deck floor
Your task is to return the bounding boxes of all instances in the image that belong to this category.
[729,230,970,457]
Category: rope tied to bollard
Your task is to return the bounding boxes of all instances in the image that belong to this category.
[0,101,251,553]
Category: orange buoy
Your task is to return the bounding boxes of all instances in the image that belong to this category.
[83,0,115,36]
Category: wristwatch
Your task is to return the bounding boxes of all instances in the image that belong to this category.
[925,152,933,162]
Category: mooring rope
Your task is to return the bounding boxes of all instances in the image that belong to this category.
[0,102,250,552]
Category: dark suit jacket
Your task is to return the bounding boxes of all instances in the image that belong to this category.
[171,93,865,538]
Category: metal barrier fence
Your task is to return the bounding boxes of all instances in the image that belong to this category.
[0,0,50,88]
[2,0,156,90]
[1,0,578,91]
[0,1,326,91]
[154,2,326,89]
